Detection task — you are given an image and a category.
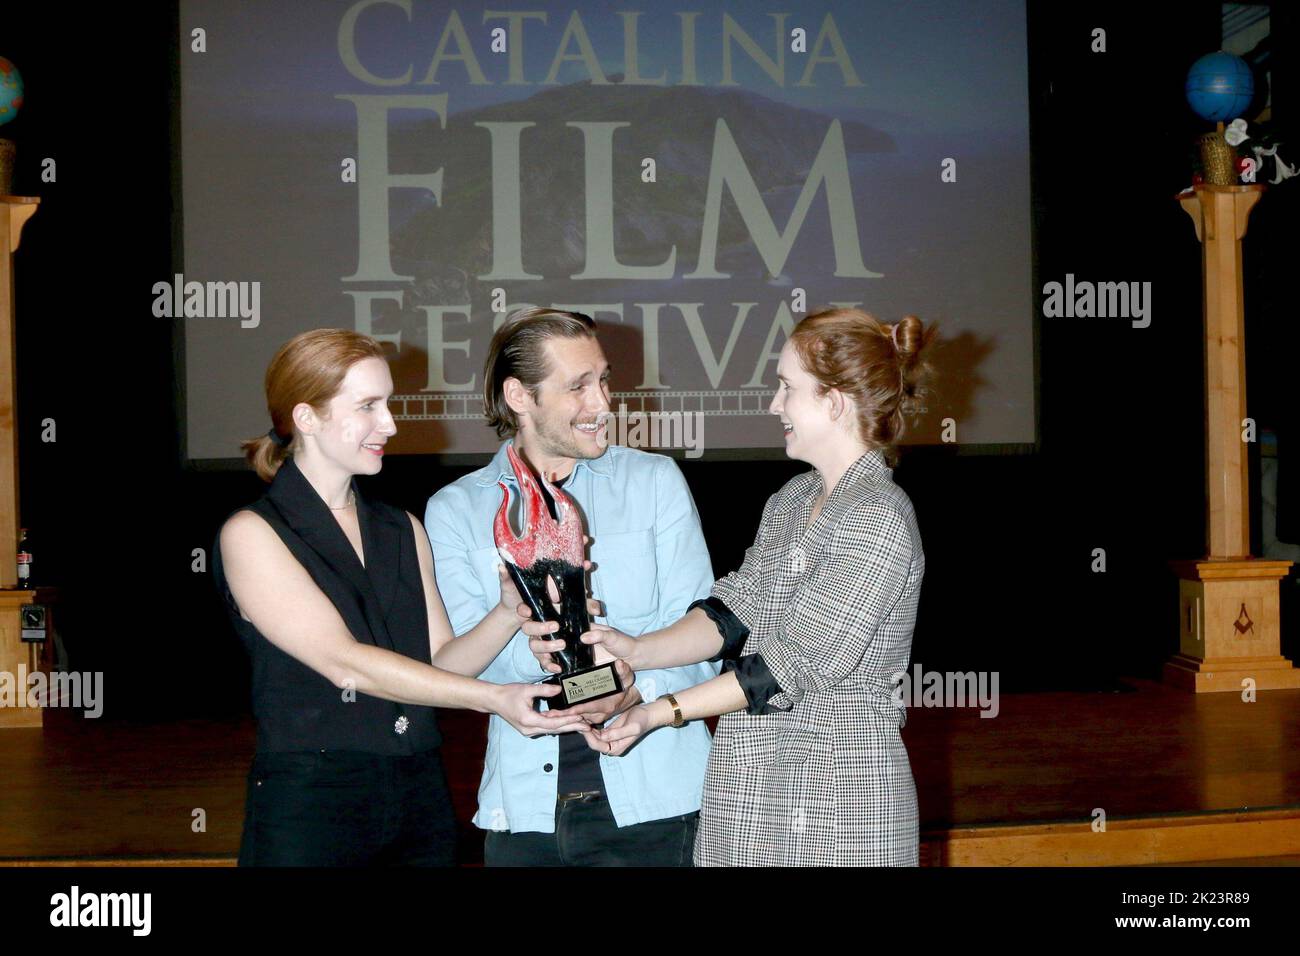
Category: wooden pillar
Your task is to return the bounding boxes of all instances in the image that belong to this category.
[1166,185,1300,692]
[1,197,48,726]
[0,196,39,588]
[1179,185,1258,557]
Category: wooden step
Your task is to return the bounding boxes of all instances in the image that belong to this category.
[922,807,1300,866]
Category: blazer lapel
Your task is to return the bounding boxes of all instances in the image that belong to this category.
[798,450,888,556]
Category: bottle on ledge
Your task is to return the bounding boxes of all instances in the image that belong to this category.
[17,528,32,589]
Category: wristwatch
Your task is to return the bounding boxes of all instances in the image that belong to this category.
[664,693,685,728]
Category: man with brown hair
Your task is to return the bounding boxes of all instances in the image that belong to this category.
[424,308,718,866]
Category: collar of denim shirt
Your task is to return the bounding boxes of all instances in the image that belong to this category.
[474,439,617,487]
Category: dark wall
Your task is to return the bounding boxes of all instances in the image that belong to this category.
[5,2,1295,717]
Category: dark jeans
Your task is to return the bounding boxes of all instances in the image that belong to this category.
[484,794,698,867]
[238,748,457,867]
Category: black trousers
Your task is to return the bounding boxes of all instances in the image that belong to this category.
[483,793,698,867]
[238,748,457,867]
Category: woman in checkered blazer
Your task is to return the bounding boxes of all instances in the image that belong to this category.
[574,308,933,866]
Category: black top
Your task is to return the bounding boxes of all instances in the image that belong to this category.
[211,457,441,754]
[552,474,606,795]
[557,722,604,794]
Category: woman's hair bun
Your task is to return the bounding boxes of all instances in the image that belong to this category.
[893,314,925,359]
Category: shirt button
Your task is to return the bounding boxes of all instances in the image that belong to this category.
[788,547,806,573]
[543,763,554,773]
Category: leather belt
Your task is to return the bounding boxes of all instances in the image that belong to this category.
[557,790,603,804]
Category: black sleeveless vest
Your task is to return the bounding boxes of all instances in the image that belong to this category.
[211,457,441,754]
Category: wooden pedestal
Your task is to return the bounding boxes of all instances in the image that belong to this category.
[0,586,57,728]
[1165,560,1300,692]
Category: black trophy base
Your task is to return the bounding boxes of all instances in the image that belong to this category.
[542,661,624,710]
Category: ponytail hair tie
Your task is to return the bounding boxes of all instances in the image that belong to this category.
[267,427,290,449]
[891,323,902,351]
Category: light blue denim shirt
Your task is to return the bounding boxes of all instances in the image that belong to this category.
[424,441,719,834]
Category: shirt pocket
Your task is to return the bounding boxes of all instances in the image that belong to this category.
[591,528,658,623]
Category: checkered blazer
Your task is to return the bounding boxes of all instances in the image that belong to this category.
[695,450,924,866]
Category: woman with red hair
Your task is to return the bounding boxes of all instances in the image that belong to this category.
[214,328,587,866]
[555,309,934,866]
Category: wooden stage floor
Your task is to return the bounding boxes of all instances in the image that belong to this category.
[1,679,1297,866]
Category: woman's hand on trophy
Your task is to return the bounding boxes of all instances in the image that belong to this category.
[492,682,590,738]
[580,623,640,669]
[525,596,604,673]
[583,702,661,756]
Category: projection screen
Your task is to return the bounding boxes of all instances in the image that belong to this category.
[178,0,1033,459]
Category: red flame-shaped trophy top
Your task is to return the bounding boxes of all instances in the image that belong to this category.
[492,443,585,569]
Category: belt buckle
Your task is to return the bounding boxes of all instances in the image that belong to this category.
[557,790,602,805]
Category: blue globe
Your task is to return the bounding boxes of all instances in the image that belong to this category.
[1186,51,1254,123]
[0,57,22,129]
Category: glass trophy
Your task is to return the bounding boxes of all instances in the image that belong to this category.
[493,444,622,709]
